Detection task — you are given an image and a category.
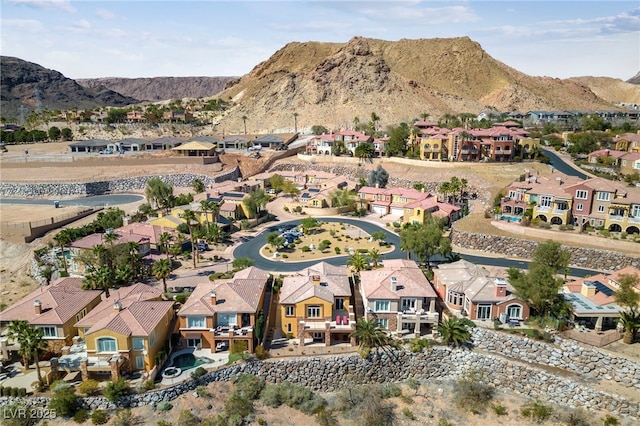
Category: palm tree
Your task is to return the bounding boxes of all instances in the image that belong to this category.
[182,209,198,268]
[619,311,640,344]
[152,258,172,294]
[420,112,430,121]
[439,181,452,203]
[115,264,134,286]
[200,200,211,228]
[347,253,368,274]
[41,265,54,286]
[293,112,299,133]
[438,317,471,347]
[83,266,116,297]
[8,320,47,384]
[241,115,248,134]
[350,318,391,358]
[368,248,381,268]
[92,244,109,270]
[53,229,72,275]
[353,116,360,131]
[158,231,173,260]
[126,241,141,278]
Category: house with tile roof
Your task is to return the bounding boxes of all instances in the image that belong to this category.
[620,152,640,176]
[0,278,103,352]
[177,267,269,353]
[432,260,530,322]
[278,262,355,346]
[562,273,623,333]
[56,283,172,379]
[359,259,439,336]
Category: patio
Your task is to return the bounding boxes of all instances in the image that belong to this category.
[159,347,229,386]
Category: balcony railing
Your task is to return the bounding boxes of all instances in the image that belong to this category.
[552,209,569,214]
[609,215,625,222]
[536,206,551,213]
[398,311,439,323]
[302,320,354,330]
[628,216,640,223]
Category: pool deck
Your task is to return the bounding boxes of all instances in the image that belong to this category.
[160,348,229,386]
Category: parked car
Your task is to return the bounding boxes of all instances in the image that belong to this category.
[196,242,209,251]
[216,341,229,352]
[99,149,113,155]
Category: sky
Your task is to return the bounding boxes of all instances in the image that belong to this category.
[1,0,639,80]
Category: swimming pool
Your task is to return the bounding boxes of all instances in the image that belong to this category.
[171,353,214,371]
[500,214,522,223]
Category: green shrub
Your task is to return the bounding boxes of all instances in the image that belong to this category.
[452,369,494,413]
[356,248,368,253]
[408,338,431,353]
[334,247,341,254]
[260,382,326,415]
[174,294,188,304]
[233,374,265,400]
[255,345,268,360]
[48,385,79,417]
[402,407,415,420]
[104,378,129,402]
[520,400,553,423]
[17,388,26,397]
[78,379,100,396]
[600,229,611,238]
[602,414,620,425]
[73,409,89,423]
[224,391,254,419]
[492,403,508,416]
[380,384,402,399]
[144,380,156,391]
[231,340,248,354]
[11,387,18,397]
[91,409,109,425]
[621,231,627,240]
[563,409,591,426]
[156,401,173,412]
[301,246,311,252]
[177,409,198,426]
[191,367,207,379]
[196,386,209,398]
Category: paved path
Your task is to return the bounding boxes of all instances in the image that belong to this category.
[542,148,590,179]
[0,194,144,207]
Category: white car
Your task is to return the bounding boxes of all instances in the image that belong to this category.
[216,341,229,352]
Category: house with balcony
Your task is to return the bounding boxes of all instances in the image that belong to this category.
[359,259,439,336]
[433,260,530,322]
[419,133,448,160]
[163,110,193,123]
[177,267,269,353]
[621,152,640,176]
[403,196,461,226]
[68,230,151,275]
[278,262,355,346]
[58,283,172,379]
[306,130,373,156]
[0,278,103,353]
[563,273,624,333]
[357,186,428,217]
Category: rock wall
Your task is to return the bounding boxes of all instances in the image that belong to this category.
[0,168,240,198]
[2,329,639,418]
[451,228,639,271]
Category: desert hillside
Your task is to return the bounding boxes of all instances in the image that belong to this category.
[76,76,236,101]
[212,36,625,133]
[569,76,640,105]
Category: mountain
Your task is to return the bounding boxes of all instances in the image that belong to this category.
[76,76,236,101]
[627,71,640,85]
[0,56,138,120]
[213,36,634,134]
[569,76,640,105]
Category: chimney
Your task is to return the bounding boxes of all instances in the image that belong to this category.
[494,278,507,298]
[34,299,42,315]
[391,276,398,292]
[312,275,321,285]
[375,183,379,189]
[210,290,217,305]
[113,301,122,313]
[524,169,530,179]
[581,281,597,298]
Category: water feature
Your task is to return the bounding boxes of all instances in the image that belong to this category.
[500,214,522,223]
[171,353,214,371]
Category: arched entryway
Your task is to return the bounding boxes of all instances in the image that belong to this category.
[609,224,622,232]
[536,215,547,222]
[626,226,639,235]
[550,217,563,225]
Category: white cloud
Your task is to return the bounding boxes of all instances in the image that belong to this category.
[0,18,44,31]
[6,0,75,13]
[74,19,91,29]
[95,8,116,20]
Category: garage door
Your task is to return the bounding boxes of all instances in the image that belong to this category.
[391,207,404,216]
[373,205,387,215]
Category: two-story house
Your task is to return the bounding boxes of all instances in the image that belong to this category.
[68,230,151,275]
[279,262,355,347]
[177,266,269,353]
[0,278,103,352]
[359,259,439,336]
[433,260,530,322]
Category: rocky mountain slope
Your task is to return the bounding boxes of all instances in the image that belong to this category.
[213,36,637,134]
[76,76,236,101]
[627,71,640,85]
[0,56,138,119]
[569,76,640,105]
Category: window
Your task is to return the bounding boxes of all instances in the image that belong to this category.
[286,323,292,333]
[597,192,610,201]
[598,205,605,213]
[575,190,588,199]
[633,205,640,217]
[97,337,117,353]
[477,305,492,320]
[307,306,321,318]
[376,318,388,329]
[285,306,295,317]
[374,300,390,312]
[187,316,206,328]
[136,356,144,370]
[335,298,345,310]
[187,338,201,348]
[576,203,583,211]
[540,196,552,207]
[39,326,57,338]
[218,313,238,326]
[75,308,87,322]
[132,338,145,350]
[447,291,463,306]
[400,298,416,311]
[507,305,522,319]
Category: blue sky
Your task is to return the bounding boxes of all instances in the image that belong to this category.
[1,1,639,80]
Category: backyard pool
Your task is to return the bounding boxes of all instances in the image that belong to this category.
[500,214,522,223]
[171,353,214,371]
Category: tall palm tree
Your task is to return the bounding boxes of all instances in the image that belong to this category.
[182,209,198,268]
[53,229,72,275]
[438,317,471,347]
[368,248,381,268]
[293,112,299,133]
[420,112,430,121]
[8,321,47,384]
[83,266,116,297]
[439,181,452,204]
[241,115,248,134]
[41,265,54,286]
[158,231,173,260]
[353,116,360,131]
[152,258,172,294]
[126,241,141,278]
[92,244,109,270]
[347,253,368,274]
[350,318,391,358]
[115,264,134,286]
[200,200,211,228]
